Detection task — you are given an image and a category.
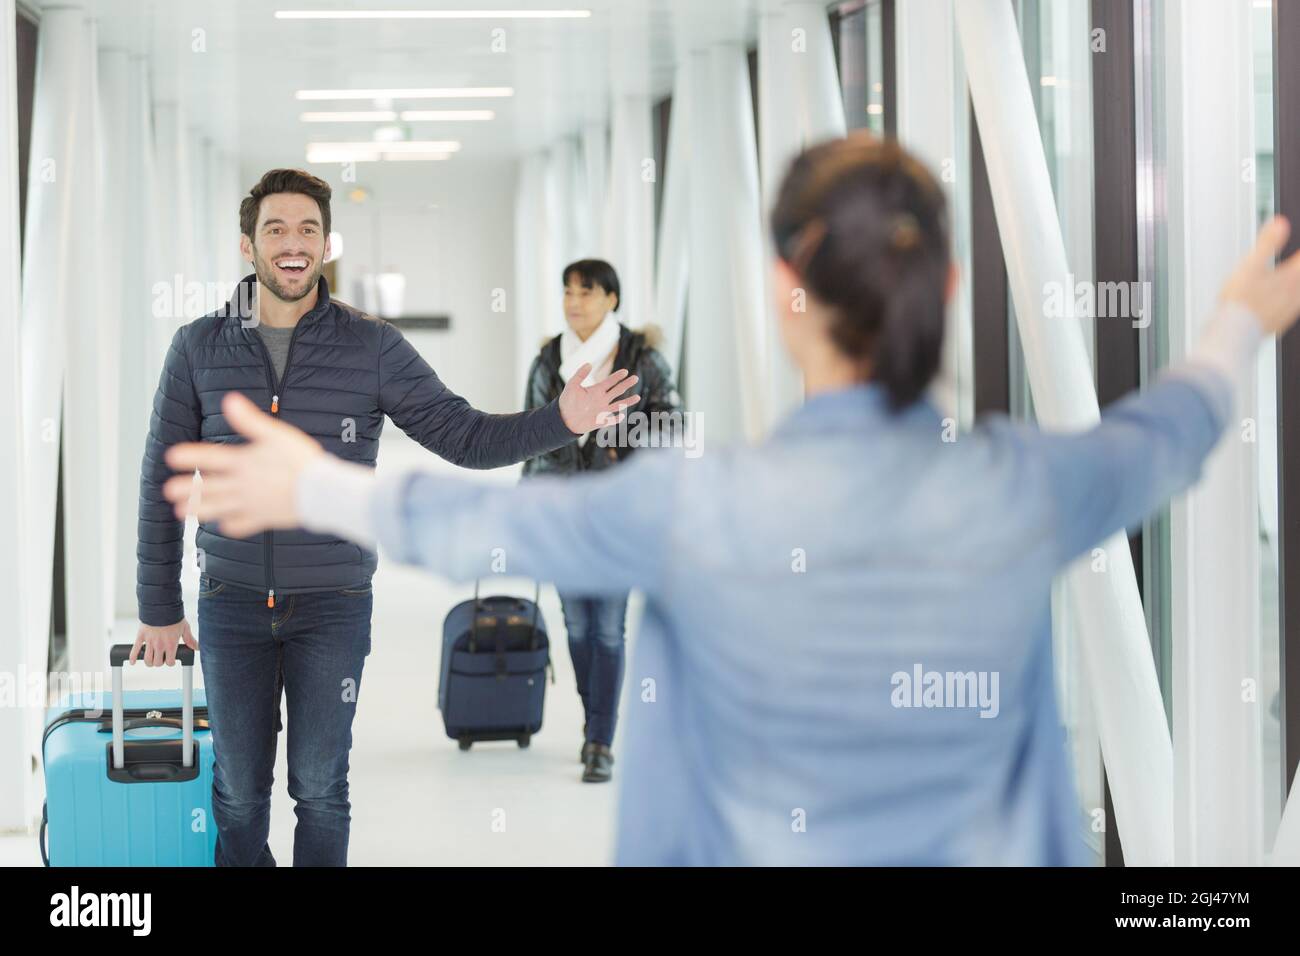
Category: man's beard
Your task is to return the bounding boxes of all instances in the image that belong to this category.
[251,247,322,304]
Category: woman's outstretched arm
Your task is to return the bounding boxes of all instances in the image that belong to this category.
[1036,216,1300,565]
[160,396,684,597]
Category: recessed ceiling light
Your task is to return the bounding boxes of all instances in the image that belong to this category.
[277,9,591,19]
[307,140,462,153]
[399,110,495,121]
[300,111,398,122]
[307,149,452,164]
[296,87,513,100]
[384,152,456,161]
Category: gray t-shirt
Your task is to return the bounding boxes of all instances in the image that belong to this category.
[256,324,295,385]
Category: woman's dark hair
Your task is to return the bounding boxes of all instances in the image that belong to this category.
[770,133,950,409]
[562,258,621,311]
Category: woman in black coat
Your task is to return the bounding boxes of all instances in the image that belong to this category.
[523,259,681,783]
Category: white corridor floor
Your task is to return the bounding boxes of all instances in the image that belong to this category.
[1,425,639,867]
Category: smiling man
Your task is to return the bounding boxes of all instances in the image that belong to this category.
[132,168,640,867]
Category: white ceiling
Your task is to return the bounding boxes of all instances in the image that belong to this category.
[60,0,769,168]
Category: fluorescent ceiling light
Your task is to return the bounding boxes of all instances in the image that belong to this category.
[306,149,452,164]
[399,109,495,121]
[307,140,462,153]
[300,111,398,122]
[384,152,455,161]
[297,87,513,100]
[307,150,381,163]
[277,9,591,19]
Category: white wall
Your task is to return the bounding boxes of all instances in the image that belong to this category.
[320,159,519,415]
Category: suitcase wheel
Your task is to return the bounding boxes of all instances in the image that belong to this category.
[516,733,531,749]
[458,736,472,752]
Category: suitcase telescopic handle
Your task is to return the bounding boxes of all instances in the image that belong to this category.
[108,644,196,773]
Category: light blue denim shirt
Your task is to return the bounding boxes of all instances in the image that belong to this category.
[357,362,1233,865]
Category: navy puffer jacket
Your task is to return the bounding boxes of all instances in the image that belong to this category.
[137,274,575,626]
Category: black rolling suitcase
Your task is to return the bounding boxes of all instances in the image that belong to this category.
[438,581,554,750]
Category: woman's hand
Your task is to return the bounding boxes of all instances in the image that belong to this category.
[1221,215,1300,336]
[162,392,326,538]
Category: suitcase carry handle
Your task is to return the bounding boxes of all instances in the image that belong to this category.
[469,580,542,651]
[108,644,196,773]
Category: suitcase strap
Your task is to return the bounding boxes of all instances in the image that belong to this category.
[96,715,211,734]
[42,706,211,751]
[468,580,544,680]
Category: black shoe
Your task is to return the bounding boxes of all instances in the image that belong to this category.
[582,743,614,783]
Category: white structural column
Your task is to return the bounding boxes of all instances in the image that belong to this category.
[513,153,554,389]
[653,61,691,376]
[18,3,92,826]
[216,150,244,283]
[895,0,972,427]
[114,55,160,617]
[0,0,29,830]
[61,13,112,676]
[189,130,213,286]
[684,45,767,442]
[1275,775,1300,864]
[954,0,1175,865]
[1163,0,1262,866]
[95,45,125,641]
[580,124,608,257]
[549,133,584,262]
[603,96,656,327]
[151,101,197,355]
[757,0,845,426]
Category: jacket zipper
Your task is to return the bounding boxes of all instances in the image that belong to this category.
[251,319,305,609]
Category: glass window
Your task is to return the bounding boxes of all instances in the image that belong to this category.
[1251,0,1283,853]
[835,1,886,134]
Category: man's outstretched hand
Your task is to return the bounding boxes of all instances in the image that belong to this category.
[557,364,641,435]
[162,392,325,538]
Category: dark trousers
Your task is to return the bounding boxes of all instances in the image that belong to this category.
[558,592,629,746]
[197,575,372,866]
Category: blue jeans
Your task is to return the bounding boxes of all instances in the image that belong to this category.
[196,574,373,867]
[558,592,628,746]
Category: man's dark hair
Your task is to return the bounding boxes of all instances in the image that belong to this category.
[562,258,621,311]
[240,168,332,240]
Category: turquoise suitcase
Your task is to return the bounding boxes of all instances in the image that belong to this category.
[40,644,218,866]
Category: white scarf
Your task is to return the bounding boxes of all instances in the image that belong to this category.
[559,312,620,446]
[559,313,620,386]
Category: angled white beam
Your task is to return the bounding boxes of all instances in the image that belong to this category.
[19,2,91,827]
[894,0,973,428]
[955,0,1175,866]
[0,0,30,830]
[114,55,159,617]
[61,15,111,676]
[757,0,845,426]
[654,61,691,377]
[603,96,655,328]
[684,44,766,442]
[1274,773,1300,864]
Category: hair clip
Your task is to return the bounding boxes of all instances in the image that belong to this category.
[788,218,828,276]
[890,213,922,251]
